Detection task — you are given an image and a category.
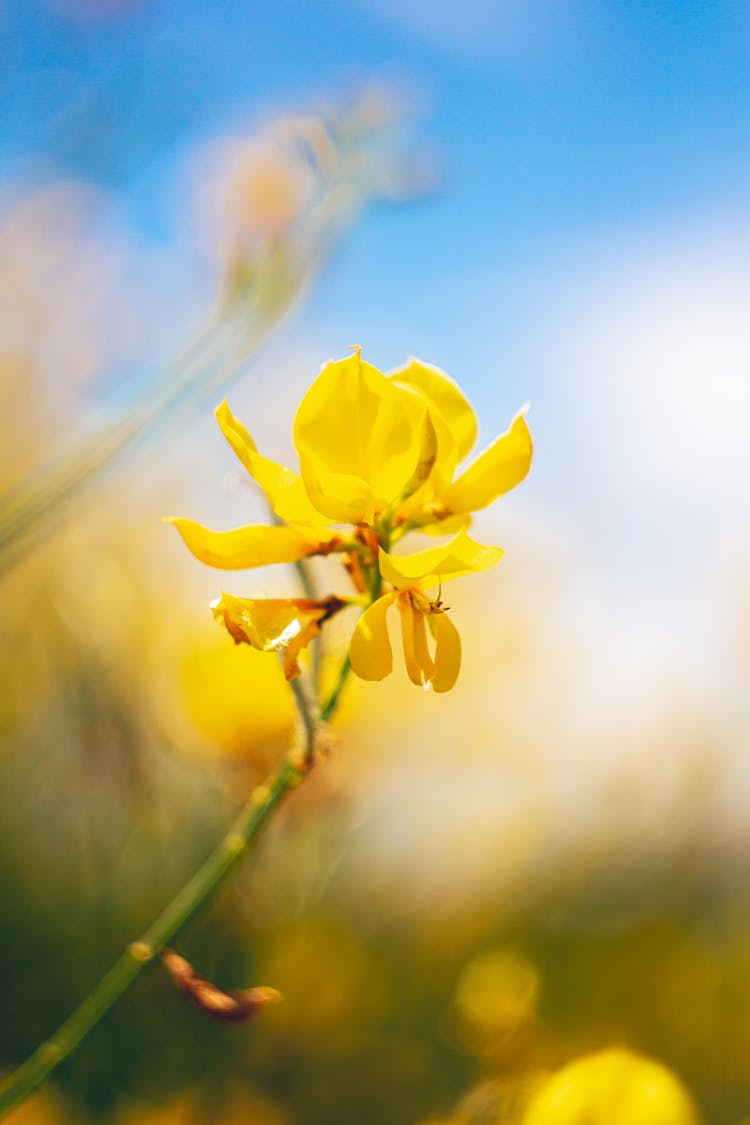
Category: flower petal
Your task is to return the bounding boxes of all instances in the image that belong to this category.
[213,594,343,680]
[443,408,532,514]
[397,595,425,687]
[389,357,477,462]
[168,517,336,569]
[379,529,503,589]
[293,351,432,521]
[427,612,461,693]
[411,601,436,686]
[215,400,329,527]
[349,593,396,682]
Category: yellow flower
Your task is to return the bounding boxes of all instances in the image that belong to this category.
[170,349,532,690]
[522,1048,700,1125]
[170,350,530,564]
[349,530,503,692]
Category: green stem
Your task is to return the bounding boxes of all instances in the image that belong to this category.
[293,558,323,692]
[289,676,317,767]
[320,655,351,723]
[0,690,318,1120]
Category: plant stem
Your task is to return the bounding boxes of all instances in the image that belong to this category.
[320,655,351,722]
[0,692,318,1120]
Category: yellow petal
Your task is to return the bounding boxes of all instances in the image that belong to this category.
[215,400,328,527]
[349,593,396,682]
[393,405,455,523]
[443,408,532,514]
[417,512,472,537]
[428,612,461,693]
[213,594,343,680]
[299,467,375,526]
[397,595,426,687]
[389,357,478,462]
[379,529,503,589]
[522,1048,699,1125]
[293,351,432,521]
[396,408,438,504]
[411,601,436,685]
[168,517,336,569]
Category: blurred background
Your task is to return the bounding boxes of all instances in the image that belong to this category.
[2,1,750,1122]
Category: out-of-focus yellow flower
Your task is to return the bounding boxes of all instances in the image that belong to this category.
[171,349,531,689]
[0,1087,68,1125]
[522,1047,700,1125]
[181,631,295,762]
[349,531,502,692]
[455,947,540,1044]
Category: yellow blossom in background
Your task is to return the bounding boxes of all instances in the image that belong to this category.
[180,632,295,763]
[170,349,531,690]
[522,1048,700,1125]
[455,947,540,1046]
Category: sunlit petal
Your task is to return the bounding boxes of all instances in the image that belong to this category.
[349,593,396,681]
[293,350,433,520]
[389,357,478,462]
[428,611,461,693]
[168,517,336,569]
[397,595,424,687]
[411,602,436,686]
[417,512,472,537]
[443,408,532,514]
[379,529,503,589]
[215,400,328,527]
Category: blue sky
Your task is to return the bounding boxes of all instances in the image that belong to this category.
[5,1,750,244]
[5,1,750,382]
[4,0,750,671]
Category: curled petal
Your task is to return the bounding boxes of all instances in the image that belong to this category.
[212,594,345,680]
[389,357,477,462]
[168,518,338,570]
[427,611,461,693]
[216,400,329,527]
[443,408,532,514]
[379,529,503,590]
[350,593,396,682]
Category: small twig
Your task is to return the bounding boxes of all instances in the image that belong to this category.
[0,679,320,1120]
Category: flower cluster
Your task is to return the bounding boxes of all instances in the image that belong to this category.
[170,350,532,692]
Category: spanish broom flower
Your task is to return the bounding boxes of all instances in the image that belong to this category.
[349,531,503,692]
[169,349,532,691]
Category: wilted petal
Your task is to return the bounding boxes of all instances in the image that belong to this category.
[215,400,328,527]
[168,517,336,569]
[428,611,461,693]
[443,408,532,514]
[213,594,344,680]
[379,529,503,589]
[349,593,396,681]
[389,357,477,462]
